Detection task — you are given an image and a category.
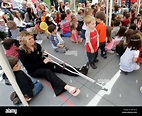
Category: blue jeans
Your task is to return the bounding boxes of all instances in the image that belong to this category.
[87,51,98,64]
[80,29,86,40]
[80,0,85,3]
[62,32,70,37]
[32,80,43,96]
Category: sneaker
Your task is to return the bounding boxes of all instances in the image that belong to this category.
[121,70,128,75]
[101,55,107,59]
[64,46,69,51]
[0,66,2,70]
[5,78,11,86]
[80,62,89,75]
[90,63,97,69]
[140,86,142,93]
[107,50,115,54]
[0,70,4,82]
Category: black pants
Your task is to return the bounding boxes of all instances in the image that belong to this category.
[99,42,107,57]
[0,31,7,40]
[29,62,79,96]
[50,0,58,10]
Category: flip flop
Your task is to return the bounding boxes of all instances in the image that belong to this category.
[68,87,80,96]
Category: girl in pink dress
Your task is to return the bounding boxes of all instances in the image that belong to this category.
[105,26,115,53]
[70,20,82,44]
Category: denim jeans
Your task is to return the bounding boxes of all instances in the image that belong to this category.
[62,32,70,37]
[87,51,98,64]
[80,29,86,40]
[32,80,43,96]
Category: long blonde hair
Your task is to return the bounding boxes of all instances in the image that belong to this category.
[18,31,37,54]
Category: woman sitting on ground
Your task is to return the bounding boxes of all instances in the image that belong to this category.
[18,31,89,96]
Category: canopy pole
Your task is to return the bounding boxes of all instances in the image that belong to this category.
[70,0,76,12]
[106,0,109,26]
[109,0,113,26]
[137,0,141,15]
[0,43,29,106]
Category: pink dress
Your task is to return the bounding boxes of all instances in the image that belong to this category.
[105,38,115,51]
[70,29,82,43]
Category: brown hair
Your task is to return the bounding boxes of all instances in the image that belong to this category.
[7,56,19,69]
[106,26,112,43]
[48,24,56,33]
[128,34,141,50]
[95,11,106,21]
[13,10,22,21]
[124,29,134,44]
[2,38,15,50]
[70,20,78,31]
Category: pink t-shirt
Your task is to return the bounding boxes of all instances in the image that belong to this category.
[5,45,19,58]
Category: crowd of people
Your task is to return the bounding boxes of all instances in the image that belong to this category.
[0,0,142,105]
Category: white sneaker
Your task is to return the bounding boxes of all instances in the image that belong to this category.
[0,70,4,82]
[0,75,3,82]
[140,86,142,93]
[107,50,115,54]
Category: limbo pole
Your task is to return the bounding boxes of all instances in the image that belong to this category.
[0,43,29,106]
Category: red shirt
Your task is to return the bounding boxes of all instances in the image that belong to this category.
[86,30,98,53]
[123,18,130,27]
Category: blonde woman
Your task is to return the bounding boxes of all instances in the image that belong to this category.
[18,31,89,96]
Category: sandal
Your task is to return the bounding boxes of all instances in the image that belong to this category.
[68,87,80,96]
[13,97,22,105]
[10,91,18,101]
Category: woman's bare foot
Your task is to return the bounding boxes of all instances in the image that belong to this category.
[64,85,80,96]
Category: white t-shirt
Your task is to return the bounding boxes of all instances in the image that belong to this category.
[119,47,140,72]
[14,17,26,27]
[92,0,98,5]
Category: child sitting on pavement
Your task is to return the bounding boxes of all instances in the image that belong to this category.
[7,56,43,105]
[2,38,19,58]
[1,38,19,85]
[48,24,68,53]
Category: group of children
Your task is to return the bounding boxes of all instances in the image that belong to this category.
[0,0,142,105]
